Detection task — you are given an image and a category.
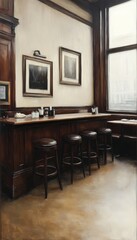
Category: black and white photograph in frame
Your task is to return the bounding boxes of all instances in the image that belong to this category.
[59,47,81,86]
[22,55,53,97]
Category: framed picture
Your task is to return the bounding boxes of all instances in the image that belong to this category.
[22,55,53,97]
[59,47,81,86]
[0,81,10,105]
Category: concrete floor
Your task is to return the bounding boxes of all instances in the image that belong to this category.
[1,158,137,240]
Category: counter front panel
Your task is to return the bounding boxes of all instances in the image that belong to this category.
[0,113,111,198]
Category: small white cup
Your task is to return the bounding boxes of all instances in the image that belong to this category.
[95,107,98,114]
[31,111,35,118]
[38,109,44,115]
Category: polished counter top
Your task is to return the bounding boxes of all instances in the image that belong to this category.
[0,113,111,125]
[108,119,137,126]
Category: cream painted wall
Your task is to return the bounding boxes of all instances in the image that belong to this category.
[14,0,94,107]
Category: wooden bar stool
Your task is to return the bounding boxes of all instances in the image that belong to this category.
[61,134,85,184]
[97,128,114,164]
[33,138,63,198]
[80,130,100,175]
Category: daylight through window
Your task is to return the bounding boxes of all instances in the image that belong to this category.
[107,0,137,112]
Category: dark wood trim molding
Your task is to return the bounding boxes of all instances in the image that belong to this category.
[108,44,137,54]
[91,0,130,8]
[38,0,93,27]
[92,0,135,114]
[3,106,92,118]
[93,6,106,113]
[70,0,93,13]
[92,8,101,108]
[0,13,19,27]
[100,0,130,7]
[0,12,19,111]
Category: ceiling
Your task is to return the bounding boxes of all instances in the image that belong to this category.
[71,0,98,12]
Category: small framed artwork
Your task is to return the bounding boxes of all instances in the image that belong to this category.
[22,55,53,97]
[0,81,10,105]
[59,47,81,86]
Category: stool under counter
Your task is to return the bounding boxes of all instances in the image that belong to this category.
[97,128,114,164]
[61,134,85,184]
[80,130,100,175]
[33,138,63,198]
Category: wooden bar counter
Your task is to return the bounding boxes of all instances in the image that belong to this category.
[0,113,111,198]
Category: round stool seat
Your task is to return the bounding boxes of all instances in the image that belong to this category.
[63,134,82,143]
[81,130,97,138]
[97,128,112,135]
[34,138,57,148]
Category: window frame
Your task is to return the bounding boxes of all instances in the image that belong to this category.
[105,0,137,113]
[93,0,137,114]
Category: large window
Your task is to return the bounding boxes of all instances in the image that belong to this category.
[107,0,137,112]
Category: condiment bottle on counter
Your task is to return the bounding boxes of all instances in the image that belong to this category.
[44,107,49,116]
[48,106,55,117]
[38,107,44,118]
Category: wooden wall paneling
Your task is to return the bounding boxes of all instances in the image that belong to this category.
[92,5,106,113]
[0,12,19,110]
[0,124,13,170]
[1,123,14,197]
[0,22,11,33]
[12,126,26,171]
[58,120,72,156]
[0,0,14,16]
[13,169,32,198]
[0,34,16,110]
[0,38,11,82]
[0,123,8,166]
[71,118,107,133]
[1,116,109,198]
[1,125,25,171]
[92,7,102,111]
[24,122,61,167]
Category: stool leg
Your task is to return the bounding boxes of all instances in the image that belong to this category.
[70,145,74,184]
[87,140,91,175]
[104,136,107,164]
[32,148,36,187]
[95,139,100,169]
[44,154,48,199]
[112,150,114,162]
[61,141,65,175]
[98,135,104,165]
[80,143,85,178]
[110,136,114,162]
[55,149,63,190]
